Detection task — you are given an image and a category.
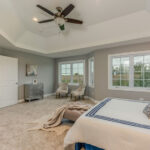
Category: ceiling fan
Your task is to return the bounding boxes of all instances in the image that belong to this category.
[36,4,83,31]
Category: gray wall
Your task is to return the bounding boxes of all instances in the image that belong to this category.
[55,54,95,97]
[0,48,55,100]
[94,42,150,101]
[55,42,150,101]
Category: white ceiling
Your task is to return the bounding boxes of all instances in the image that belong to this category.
[1,0,150,57]
[11,0,145,37]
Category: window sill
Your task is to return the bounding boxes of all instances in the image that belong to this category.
[66,83,86,86]
[108,87,150,93]
[68,83,80,86]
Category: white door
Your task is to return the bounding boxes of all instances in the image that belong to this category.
[0,55,18,108]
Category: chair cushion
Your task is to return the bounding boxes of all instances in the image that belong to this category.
[56,89,67,94]
[61,85,67,90]
[59,83,68,90]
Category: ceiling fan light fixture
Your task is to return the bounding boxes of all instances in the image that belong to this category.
[32,17,38,22]
[55,17,65,26]
[59,24,65,31]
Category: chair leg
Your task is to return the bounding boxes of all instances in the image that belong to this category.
[83,95,84,100]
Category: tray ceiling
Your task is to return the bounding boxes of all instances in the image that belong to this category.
[0,0,150,56]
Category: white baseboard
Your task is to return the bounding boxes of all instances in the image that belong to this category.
[44,93,55,98]
[18,94,98,104]
[18,99,25,103]
[84,96,89,99]
[18,93,55,103]
[85,96,99,103]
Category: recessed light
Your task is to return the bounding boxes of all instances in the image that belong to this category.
[32,17,38,22]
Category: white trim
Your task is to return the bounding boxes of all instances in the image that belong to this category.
[18,93,55,103]
[18,99,25,103]
[108,87,150,92]
[88,57,95,88]
[44,93,55,97]
[108,55,111,90]
[68,83,82,86]
[58,60,85,65]
[85,96,99,103]
[108,50,150,57]
[108,50,150,92]
[58,60,86,85]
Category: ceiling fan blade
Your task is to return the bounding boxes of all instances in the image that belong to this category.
[61,4,75,17]
[38,19,54,23]
[65,18,83,24]
[37,4,55,16]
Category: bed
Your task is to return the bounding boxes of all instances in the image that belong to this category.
[64,98,150,150]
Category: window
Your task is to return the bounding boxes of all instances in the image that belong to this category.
[88,57,94,87]
[72,63,84,84]
[59,60,85,85]
[60,63,71,83]
[134,55,150,87]
[112,57,129,87]
[109,51,150,91]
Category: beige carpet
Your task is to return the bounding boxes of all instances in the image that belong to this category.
[0,96,94,150]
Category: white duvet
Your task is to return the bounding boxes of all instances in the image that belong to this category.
[64,98,150,150]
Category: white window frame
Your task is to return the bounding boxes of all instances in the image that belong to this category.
[88,57,94,88]
[108,50,150,92]
[58,60,85,86]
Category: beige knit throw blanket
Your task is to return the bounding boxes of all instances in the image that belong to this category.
[43,102,91,129]
[28,102,92,135]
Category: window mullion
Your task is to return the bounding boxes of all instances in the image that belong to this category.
[142,56,144,87]
[59,64,61,83]
[71,63,73,84]
[93,59,94,87]
[88,58,94,87]
[110,56,113,88]
[89,60,91,86]
[120,57,121,87]
[129,55,134,88]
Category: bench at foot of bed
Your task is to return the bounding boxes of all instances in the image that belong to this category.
[75,143,104,150]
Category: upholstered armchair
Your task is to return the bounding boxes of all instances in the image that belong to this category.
[71,84,86,100]
[56,83,69,98]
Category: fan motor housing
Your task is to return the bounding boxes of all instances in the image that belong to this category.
[56,7,63,12]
